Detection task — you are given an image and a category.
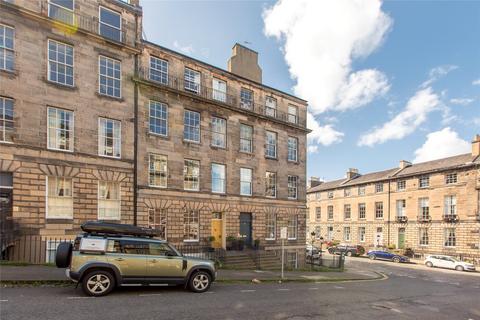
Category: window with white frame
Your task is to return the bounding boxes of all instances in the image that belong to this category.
[212,78,227,102]
[344,204,351,220]
[358,185,365,196]
[211,163,225,194]
[445,173,457,185]
[211,117,226,148]
[444,195,456,216]
[327,226,334,240]
[183,110,200,142]
[358,203,366,219]
[48,0,74,25]
[397,180,406,191]
[288,105,298,124]
[183,209,199,241]
[98,118,121,158]
[287,137,298,162]
[375,183,383,193]
[419,175,429,188]
[344,188,351,197]
[99,56,121,98]
[184,159,200,191]
[288,175,298,199]
[265,131,277,158]
[265,213,276,240]
[315,192,320,200]
[344,227,351,241]
[47,176,73,219]
[265,171,276,198]
[287,215,298,240]
[315,207,321,221]
[358,227,366,242]
[149,56,168,85]
[265,97,277,117]
[240,88,253,110]
[99,7,122,42]
[98,181,120,220]
[327,191,334,199]
[184,68,200,94]
[148,208,167,239]
[375,201,383,219]
[0,24,14,72]
[149,153,167,188]
[314,226,321,239]
[240,168,252,196]
[419,228,429,246]
[239,124,253,153]
[149,100,168,136]
[47,107,74,151]
[48,40,74,86]
[0,97,14,143]
[286,251,298,269]
[396,199,406,217]
[419,197,429,219]
[444,228,456,247]
[327,205,333,220]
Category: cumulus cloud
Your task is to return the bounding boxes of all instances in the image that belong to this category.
[173,41,194,55]
[473,79,480,86]
[420,65,458,88]
[413,128,470,163]
[263,0,392,114]
[449,98,474,106]
[358,87,441,146]
[307,112,344,153]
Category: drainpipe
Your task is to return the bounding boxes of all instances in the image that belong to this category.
[387,180,391,246]
[132,11,140,226]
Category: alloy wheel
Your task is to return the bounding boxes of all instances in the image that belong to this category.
[192,274,209,291]
[86,274,111,294]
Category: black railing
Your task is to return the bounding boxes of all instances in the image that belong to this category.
[306,253,344,270]
[1,235,73,264]
[443,214,459,223]
[174,244,226,263]
[418,215,432,223]
[136,66,307,128]
[396,216,408,223]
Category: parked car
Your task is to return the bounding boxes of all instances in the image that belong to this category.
[367,250,409,263]
[328,244,365,257]
[55,221,216,296]
[424,255,476,272]
[306,245,321,259]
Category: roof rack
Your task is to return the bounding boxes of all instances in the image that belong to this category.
[81,221,161,238]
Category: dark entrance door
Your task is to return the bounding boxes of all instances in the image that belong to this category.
[0,172,13,238]
[239,213,252,247]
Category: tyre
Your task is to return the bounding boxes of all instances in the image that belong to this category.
[425,261,433,268]
[455,265,464,272]
[328,248,334,254]
[392,257,401,263]
[82,270,115,297]
[55,242,72,268]
[188,271,212,293]
[368,254,376,260]
[346,251,353,257]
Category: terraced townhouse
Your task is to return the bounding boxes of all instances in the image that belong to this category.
[0,0,309,266]
[307,136,480,263]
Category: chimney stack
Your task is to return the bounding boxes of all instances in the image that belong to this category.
[346,168,359,180]
[472,134,480,157]
[399,160,412,169]
[227,43,262,83]
[309,177,323,188]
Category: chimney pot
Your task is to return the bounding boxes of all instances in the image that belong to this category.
[227,43,262,83]
[346,168,359,180]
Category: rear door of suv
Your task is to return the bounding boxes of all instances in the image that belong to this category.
[106,239,147,284]
[145,241,186,283]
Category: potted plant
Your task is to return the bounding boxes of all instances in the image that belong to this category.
[226,235,236,251]
[207,236,215,252]
[237,238,245,251]
[253,238,260,250]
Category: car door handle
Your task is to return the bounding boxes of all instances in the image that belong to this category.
[115,258,125,262]
[150,259,158,263]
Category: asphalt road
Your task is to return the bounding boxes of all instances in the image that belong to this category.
[1,260,479,320]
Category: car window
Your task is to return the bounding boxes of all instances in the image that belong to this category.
[148,242,176,256]
[106,240,121,253]
[120,240,148,255]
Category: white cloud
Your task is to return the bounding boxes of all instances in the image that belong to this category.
[420,65,458,88]
[358,87,441,146]
[307,112,344,153]
[173,41,194,55]
[472,79,480,86]
[474,117,480,126]
[449,98,474,106]
[413,128,470,163]
[263,0,392,114]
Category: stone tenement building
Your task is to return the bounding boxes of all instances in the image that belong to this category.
[307,136,480,262]
[1,0,309,265]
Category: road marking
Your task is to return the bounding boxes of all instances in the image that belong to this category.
[407,276,417,279]
[277,288,290,291]
[448,282,459,286]
[67,297,94,300]
[308,287,319,290]
[434,279,446,283]
[0,300,8,302]
[333,286,345,289]
[240,290,256,293]
[138,293,163,297]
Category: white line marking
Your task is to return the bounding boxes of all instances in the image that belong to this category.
[240,289,256,293]
[277,288,290,291]
[308,287,319,290]
[0,300,8,302]
[334,286,345,289]
[67,297,94,300]
[138,293,163,297]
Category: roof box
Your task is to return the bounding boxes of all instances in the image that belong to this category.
[81,221,161,238]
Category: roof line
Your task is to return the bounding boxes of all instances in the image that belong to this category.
[141,40,308,104]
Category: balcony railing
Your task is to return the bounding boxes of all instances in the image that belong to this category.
[396,216,408,223]
[136,67,307,128]
[443,214,459,223]
[41,1,127,44]
[418,215,431,223]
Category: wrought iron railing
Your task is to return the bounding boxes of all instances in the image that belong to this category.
[443,214,459,223]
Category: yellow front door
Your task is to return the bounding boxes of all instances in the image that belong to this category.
[211,219,223,248]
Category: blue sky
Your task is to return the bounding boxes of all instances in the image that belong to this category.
[140,0,479,181]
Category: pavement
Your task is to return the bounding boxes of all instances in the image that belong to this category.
[1,260,480,320]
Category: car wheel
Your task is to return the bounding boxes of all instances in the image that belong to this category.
[346,251,352,257]
[55,242,72,268]
[425,261,433,268]
[455,265,464,272]
[188,271,211,293]
[368,254,376,260]
[82,270,115,297]
[392,257,401,263]
[328,248,334,254]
